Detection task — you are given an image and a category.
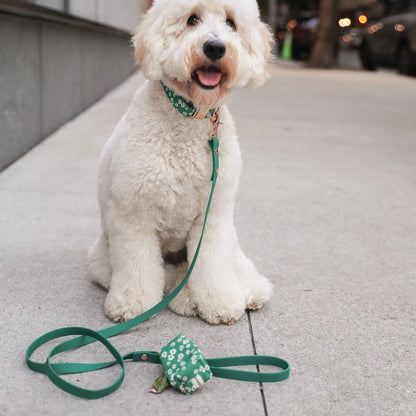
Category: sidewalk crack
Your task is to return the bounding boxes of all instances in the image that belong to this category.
[247,310,268,416]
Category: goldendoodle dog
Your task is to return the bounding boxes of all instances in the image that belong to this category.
[88,0,273,325]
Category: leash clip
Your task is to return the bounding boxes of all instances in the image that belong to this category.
[209,110,221,140]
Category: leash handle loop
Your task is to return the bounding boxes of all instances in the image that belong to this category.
[208,356,290,383]
[26,327,125,400]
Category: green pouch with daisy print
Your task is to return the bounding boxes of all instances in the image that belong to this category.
[158,334,212,395]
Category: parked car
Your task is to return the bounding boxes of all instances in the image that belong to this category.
[275,11,339,61]
[290,12,320,60]
[360,0,416,75]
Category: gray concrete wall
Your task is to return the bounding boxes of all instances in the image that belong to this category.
[27,0,142,32]
[70,0,142,33]
[0,5,137,171]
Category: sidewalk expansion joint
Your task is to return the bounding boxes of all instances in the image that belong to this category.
[247,310,269,416]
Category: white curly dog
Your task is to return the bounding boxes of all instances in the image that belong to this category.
[88,0,273,325]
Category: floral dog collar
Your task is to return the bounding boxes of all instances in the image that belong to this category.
[161,82,218,119]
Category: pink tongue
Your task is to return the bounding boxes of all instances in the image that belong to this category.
[196,70,222,86]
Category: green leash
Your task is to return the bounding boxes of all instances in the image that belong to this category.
[26,104,290,400]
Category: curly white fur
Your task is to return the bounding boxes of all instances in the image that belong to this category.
[88,0,274,325]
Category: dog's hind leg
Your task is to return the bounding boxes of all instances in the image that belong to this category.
[88,233,112,290]
[164,262,198,317]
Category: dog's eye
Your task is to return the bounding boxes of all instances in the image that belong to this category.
[187,14,200,27]
[226,18,236,30]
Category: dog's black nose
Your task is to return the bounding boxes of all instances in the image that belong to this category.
[203,39,226,61]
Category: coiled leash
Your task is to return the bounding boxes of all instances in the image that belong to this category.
[26,108,290,399]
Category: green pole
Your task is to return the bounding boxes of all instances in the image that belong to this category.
[281,29,293,60]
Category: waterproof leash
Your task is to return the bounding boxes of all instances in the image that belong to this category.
[26,103,290,399]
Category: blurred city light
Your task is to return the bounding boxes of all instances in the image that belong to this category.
[338,18,351,28]
[358,14,368,25]
[367,22,384,34]
[342,34,351,43]
[287,19,297,30]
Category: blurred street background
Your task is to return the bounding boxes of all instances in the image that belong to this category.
[2,0,416,169]
[268,0,416,72]
[1,0,416,170]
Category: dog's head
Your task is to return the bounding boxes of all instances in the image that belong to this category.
[133,0,273,109]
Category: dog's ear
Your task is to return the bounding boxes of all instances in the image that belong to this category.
[132,27,146,66]
[132,9,164,80]
[260,22,274,68]
[245,22,274,88]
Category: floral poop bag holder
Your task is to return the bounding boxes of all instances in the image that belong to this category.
[25,129,290,399]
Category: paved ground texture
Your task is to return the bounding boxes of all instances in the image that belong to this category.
[1,65,415,416]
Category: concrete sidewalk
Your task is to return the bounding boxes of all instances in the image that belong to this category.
[1,66,415,416]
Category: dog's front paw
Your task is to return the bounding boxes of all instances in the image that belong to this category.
[243,273,273,311]
[196,288,246,325]
[168,290,198,317]
[104,290,162,323]
[165,264,198,317]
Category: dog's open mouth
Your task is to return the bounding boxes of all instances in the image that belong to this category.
[192,67,223,89]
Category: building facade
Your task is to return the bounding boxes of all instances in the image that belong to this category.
[0,0,145,171]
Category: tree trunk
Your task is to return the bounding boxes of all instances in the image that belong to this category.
[307,0,340,68]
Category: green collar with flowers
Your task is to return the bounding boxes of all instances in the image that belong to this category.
[161,82,218,119]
